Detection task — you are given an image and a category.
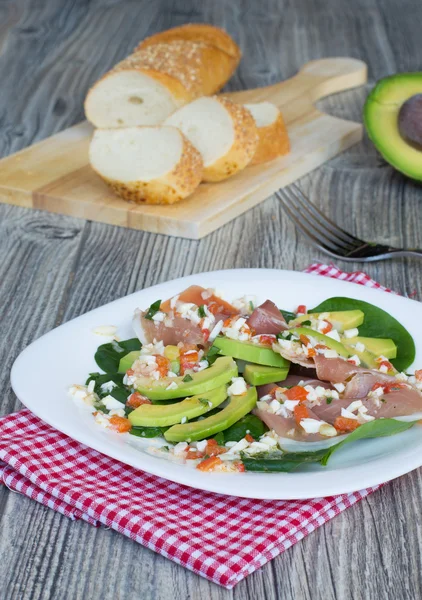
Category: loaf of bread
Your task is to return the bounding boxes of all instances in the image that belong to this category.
[244,102,290,165]
[85,25,241,129]
[136,23,241,63]
[89,126,203,205]
[165,96,258,182]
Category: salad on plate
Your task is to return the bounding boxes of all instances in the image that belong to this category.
[70,285,422,473]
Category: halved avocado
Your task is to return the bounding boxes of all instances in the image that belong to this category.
[243,364,289,386]
[135,356,237,401]
[213,336,289,368]
[164,386,258,443]
[345,336,397,360]
[291,310,364,332]
[364,73,422,180]
[128,385,228,427]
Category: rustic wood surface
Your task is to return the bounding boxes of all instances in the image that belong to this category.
[0,57,367,239]
[0,1,421,599]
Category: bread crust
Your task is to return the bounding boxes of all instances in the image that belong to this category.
[136,23,241,62]
[250,111,290,165]
[91,131,203,205]
[202,97,258,182]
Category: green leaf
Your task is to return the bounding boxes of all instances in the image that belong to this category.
[280,309,297,323]
[95,338,142,373]
[198,305,206,318]
[320,418,417,465]
[212,432,225,446]
[223,415,266,443]
[242,418,417,472]
[86,372,130,404]
[310,297,415,371]
[249,301,255,312]
[144,299,162,320]
[206,345,221,366]
[129,425,168,438]
[182,374,193,382]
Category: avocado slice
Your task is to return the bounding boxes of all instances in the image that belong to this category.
[164,386,257,443]
[119,350,140,373]
[213,336,289,368]
[135,356,237,401]
[344,336,397,360]
[244,364,289,386]
[364,73,422,180]
[291,327,378,368]
[128,385,228,427]
[291,310,364,332]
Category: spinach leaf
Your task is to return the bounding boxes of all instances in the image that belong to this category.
[242,418,417,472]
[130,426,168,438]
[310,297,415,371]
[198,305,206,318]
[280,309,297,323]
[95,338,142,373]
[223,415,266,443]
[205,345,221,366]
[144,299,162,320]
[86,372,130,404]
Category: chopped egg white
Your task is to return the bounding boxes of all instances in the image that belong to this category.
[324,349,338,359]
[300,418,324,434]
[102,395,124,411]
[100,380,117,394]
[344,328,359,338]
[345,400,364,413]
[341,408,358,420]
[166,381,178,390]
[325,329,341,342]
[333,382,345,393]
[227,377,248,396]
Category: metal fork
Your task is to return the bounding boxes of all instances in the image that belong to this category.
[276,185,422,262]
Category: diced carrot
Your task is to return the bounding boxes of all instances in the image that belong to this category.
[285,386,309,402]
[154,355,170,377]
[268,386,281,399]
[126,392,151,408]
[297,305,307,314]
[321,322,333,334]
[415,370,422,381]
[259,335,275,346]
[245,434,254,443]
[185,449,205,460]
[180,348,199,375]
[235,462,246,472]
[109,416,132,433]
[202,328,210,342]
[315,344,328,350]
[197,456,224,472]
[299,334,310,345]
[160,285,239,315]
[126,369,134,376]
[307,347,317,357]
[334,417,360,433]
[376,358,394,371]
[294,403,310,425]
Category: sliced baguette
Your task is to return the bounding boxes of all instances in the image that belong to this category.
[85,40,235,128]
[89,126,203,205]
[165,96,258,182]
[244,102,290,165]
[137,23,241,63]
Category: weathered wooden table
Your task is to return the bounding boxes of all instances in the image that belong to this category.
[1,1,421,598]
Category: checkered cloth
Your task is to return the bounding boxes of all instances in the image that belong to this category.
[0,264,392,588]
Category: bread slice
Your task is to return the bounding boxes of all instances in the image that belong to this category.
[89,126,203,205]
[137,23,241,63]
[244,102,290,165]
[165,96,258,182]
[85,40,235,128]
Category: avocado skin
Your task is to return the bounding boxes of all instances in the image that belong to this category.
[213,336,289,368]
[244,364,289,386]
[364,73,422,181]
[128,385,228,427]
[136,356,237,401]
[164,387,258,442]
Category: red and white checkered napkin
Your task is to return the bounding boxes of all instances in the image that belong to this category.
[0,264,390,588]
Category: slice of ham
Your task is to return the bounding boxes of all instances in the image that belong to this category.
[247,300,288,334]
[136,285,239,346]
[253,406,326,442]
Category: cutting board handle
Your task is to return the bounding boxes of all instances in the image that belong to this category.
[296,57,368,102]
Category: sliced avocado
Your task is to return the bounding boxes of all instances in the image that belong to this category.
[213,336,289,368]
[291,310,364,332]
[136,356,237,401]
[244,364,289,386]
[345,336,397,360]
[128,385,227,427]
[291,327,350,358]
[164,387,257,443]
[364,73,422,181]
[291,327,378,368]
[118,350,140,373]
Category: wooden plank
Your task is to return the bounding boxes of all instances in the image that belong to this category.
[0,58,367,239]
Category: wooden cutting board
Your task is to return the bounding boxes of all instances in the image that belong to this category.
[0,57,367,239]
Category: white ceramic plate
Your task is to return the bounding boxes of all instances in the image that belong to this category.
[11,269,422,499]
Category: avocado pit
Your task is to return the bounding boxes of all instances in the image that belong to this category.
[398,93,422,148]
